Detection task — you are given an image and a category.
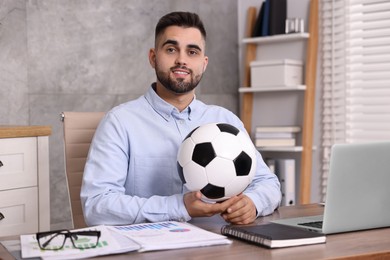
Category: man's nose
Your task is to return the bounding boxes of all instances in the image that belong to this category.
[175,51,188,66]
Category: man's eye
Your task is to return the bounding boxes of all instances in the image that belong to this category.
[167,48,176,53]
[189,50,199,55]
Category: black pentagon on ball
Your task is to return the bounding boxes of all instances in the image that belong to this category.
[177,162,186,184]
[216,123,240,136]
[234,151,252,176]
[201,183,225,199]
[192,142,216,167]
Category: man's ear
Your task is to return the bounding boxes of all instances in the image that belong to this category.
[149,48,156,68]
[203,56,209,72]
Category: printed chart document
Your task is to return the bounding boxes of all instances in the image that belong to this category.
[20,225,140,260]
[108,221,232,252]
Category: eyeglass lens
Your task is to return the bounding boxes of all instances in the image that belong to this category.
[38,231,100,250]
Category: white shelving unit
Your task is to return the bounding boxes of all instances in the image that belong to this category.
[238,0,318,204]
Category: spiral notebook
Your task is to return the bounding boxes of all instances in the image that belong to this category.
[221,222,325,248]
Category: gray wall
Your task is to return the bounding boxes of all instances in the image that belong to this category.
[0,0,238,229]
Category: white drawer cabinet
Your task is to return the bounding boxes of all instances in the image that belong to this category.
[0,126,51,236]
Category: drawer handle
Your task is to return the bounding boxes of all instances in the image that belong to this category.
[0,212,4,221]
[0,160,3,167]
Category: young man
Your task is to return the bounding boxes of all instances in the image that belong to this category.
[81,11,281,226]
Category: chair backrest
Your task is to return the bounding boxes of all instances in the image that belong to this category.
[61,111,105,228]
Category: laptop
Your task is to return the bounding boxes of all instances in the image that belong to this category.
[272,141,390,234]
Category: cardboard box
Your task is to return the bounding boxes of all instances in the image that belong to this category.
[250,59,303,87]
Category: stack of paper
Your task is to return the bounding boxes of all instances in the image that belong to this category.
[20,225,140,260]
[20,221,231,259]
[108,221,231,252]
[20,226,140,259]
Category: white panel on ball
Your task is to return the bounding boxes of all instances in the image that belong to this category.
[225,176,251,197]
[212,132,242,159]
[237,131,257,157]
[190,123,220,143]
[182,161,208,191]
[206,158,236,187]
[177,138,196,166]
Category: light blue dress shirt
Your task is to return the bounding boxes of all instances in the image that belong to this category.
[81,84,281,226]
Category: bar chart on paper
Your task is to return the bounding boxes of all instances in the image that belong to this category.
[109,221,231,252]
[114,221,181,232]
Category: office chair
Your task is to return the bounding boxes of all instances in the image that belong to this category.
[61,111,105,228]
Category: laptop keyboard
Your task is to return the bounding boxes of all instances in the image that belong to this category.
[298,221,323,229]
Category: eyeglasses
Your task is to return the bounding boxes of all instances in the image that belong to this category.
[36,229,101,250]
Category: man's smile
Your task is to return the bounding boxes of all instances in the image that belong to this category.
[172,68,191,78]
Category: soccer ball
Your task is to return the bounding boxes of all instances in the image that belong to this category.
[177,123,257,202]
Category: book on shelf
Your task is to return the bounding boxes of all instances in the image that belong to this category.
[276,159,296,206]
[221,222,326,248]
[261,0,271,36]
[253,0,287,37]
[255,126,301,133]
[255,138,295,147]
[269,0,287,35]
[252,1,265,37]
[255,131,296,139]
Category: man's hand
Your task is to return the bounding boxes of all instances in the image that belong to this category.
[184,191,241,218]
[221,194,257,225]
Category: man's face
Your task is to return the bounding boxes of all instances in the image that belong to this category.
[150,26,208,94]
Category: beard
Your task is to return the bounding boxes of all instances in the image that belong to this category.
[155,64,203,94]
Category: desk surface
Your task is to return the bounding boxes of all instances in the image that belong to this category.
[1,204,390,260]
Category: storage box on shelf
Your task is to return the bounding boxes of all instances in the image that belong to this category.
[250,59,303,87]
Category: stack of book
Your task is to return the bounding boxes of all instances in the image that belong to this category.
[254,126,301,148]
[252,0,287,37]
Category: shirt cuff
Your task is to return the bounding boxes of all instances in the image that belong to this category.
[167,194,191,222]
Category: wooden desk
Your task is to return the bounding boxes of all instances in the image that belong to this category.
[1,204,390,259]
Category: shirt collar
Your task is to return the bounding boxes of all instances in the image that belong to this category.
[144,83,196,121]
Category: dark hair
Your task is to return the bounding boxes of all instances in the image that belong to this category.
[155,12,207,44]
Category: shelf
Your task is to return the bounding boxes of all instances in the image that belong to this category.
[257,146,303,152]
[242,33,309,44]
[240,0,319,204]
[239,85,306,93]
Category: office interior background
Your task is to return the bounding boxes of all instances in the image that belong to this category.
[1,0,388,230]
[1,0,243,229]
